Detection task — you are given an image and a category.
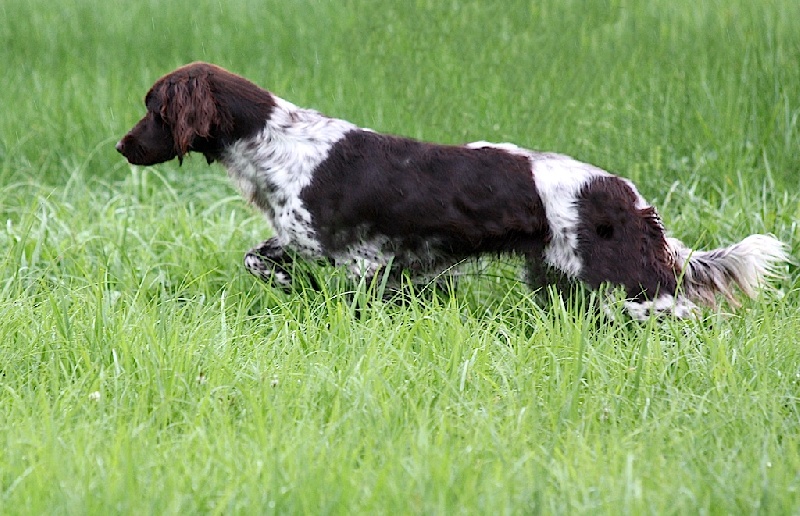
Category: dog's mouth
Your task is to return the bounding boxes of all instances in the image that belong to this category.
[115,138,177,166]
[115,138,144,164]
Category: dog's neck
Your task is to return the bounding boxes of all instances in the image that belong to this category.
[218,95,356,225]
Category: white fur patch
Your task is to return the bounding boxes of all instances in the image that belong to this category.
[221,96,356,257]
[465,144,611,279]
[465,141,527,154]
[529,153,609,277]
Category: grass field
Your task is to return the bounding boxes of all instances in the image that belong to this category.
[1,0,799,513]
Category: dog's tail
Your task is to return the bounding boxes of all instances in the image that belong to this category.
[667,234,789,307]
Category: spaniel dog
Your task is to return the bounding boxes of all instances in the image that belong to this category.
[116,62,787,319]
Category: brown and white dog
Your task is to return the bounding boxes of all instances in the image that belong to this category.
[116,62,788,319]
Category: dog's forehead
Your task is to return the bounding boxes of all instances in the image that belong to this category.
[171,62,221,80]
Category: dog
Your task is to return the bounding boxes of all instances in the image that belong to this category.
[116,62,788,319]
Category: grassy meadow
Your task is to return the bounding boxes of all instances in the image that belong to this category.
[1,0,800,513]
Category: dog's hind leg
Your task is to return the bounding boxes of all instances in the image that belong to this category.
[525,252,576,294]
[244,237,319,291]
[525,251,596,314]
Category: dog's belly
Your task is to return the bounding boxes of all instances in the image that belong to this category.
[327,230,549,285]
[329,234,458,280]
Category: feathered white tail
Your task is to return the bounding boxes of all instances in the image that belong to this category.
[667,234,789,307]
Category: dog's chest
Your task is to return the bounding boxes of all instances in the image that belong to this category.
[222,145,322,257]
[219,104,362,257]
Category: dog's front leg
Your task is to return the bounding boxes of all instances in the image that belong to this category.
[243,237,300,291]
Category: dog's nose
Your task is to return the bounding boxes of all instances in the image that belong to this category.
[115,140,125,154]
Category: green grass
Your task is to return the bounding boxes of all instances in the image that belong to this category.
[1,0,799,513]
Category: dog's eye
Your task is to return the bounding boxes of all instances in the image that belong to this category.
[596,224,614,239]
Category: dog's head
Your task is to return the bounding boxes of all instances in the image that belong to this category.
[116,62,275,165]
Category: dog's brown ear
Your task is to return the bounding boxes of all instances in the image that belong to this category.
[158,73,219,158]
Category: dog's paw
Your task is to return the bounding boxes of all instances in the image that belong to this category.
[244,251,293,289]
